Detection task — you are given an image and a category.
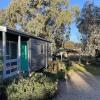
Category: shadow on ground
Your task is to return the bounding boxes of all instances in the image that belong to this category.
[53,71,100,100]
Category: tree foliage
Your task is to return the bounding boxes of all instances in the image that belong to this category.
[0,0,79,49]
[63,41,75,49]
[77,1,100,55]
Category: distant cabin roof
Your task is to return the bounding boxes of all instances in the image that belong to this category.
[56,48,79,53]
[0,26,51,43]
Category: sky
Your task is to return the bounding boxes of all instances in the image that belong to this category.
[0,0,10,8]
[0,0,100,43]
[70,0,100,43]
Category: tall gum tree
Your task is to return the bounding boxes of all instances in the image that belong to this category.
[77,1,100,56]
[0,0,79,49]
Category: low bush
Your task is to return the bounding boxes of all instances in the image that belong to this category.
[47,60,67,73]
[47,60,70,80]
[6,72,57,100]
[47,61,59,73]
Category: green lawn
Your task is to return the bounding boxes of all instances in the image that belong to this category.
[68,63,100,76]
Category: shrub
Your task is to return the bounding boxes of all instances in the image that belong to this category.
[47,61,59,73]
[47,60,67,73]
[6,72,57,100]
[7,78,34,100]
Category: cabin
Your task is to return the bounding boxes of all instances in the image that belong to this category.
[0,26,52,79]
[55,48,80,61]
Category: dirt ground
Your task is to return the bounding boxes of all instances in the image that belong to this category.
[53,72,100,100]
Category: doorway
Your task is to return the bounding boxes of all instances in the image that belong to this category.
[21,41,28,72]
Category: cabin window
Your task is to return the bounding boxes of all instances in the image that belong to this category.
[41,44,44,54]
[6,41,17,60]
[10,42,17,59]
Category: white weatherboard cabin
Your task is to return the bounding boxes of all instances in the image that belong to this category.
[0,26,52,79]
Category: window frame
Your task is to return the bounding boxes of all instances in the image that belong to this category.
[40,44,44,54]
[6,41,18,60]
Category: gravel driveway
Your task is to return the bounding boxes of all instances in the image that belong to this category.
[53,72,100,100]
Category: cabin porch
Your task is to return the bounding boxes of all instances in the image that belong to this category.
[0,30,29,79]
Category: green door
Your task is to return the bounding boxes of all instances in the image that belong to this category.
[21,42,28,72]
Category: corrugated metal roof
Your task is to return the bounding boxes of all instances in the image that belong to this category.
[0,26,51,43]
[56,48,79,53]
[7,27,51,43]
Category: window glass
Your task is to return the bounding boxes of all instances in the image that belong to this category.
[6,42,9,55]
[6,41,17,60]
[11,42,17,59]
[6,42,10,60]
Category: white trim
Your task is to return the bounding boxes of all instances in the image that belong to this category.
[6,59,18,63]
[4,71,18,78]
[5,59,18,70]
[2,31,6,79]
[0,26,7,32]
[27,40,30,73]
[18,35,21,73]
[29,39,32,73]
[4,58,18,79]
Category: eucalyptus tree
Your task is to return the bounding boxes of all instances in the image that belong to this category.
[0,0,79,49]
[77,1,100,56]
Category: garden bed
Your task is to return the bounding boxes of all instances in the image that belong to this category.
[0,72,58,100]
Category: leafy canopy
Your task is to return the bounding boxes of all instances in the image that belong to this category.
[0,0,79,48]
[77,1,100,55]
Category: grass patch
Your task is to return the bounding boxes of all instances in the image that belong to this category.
[69,64,87,73]
[84,65,100,75]
[68,63,100,76]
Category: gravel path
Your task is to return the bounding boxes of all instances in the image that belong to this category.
[53,72,100,100]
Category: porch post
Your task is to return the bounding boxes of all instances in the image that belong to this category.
[28,39,30,73]
[61,52,63,61]
[2,31,6,78]
[18,35,21,73]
